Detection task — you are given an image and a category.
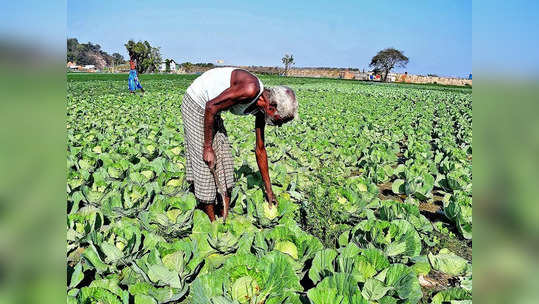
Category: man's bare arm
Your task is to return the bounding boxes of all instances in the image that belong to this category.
[202,83,259,168]
[254,113,276,205]
[203,84,258,148]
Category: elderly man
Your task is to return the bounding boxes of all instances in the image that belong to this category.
[181,67,298,221]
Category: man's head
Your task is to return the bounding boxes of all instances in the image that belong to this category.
[261,86,298,126]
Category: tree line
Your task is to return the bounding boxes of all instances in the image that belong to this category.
[281,48,408,81]
[68,38,410,80]
[67,38,125,70]
[67,38,216,74]
[67,38,164,73]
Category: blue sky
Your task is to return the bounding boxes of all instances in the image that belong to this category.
[473,0,539,76]
[67,0,471,77]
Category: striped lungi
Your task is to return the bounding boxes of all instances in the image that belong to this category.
[181,93,235,204]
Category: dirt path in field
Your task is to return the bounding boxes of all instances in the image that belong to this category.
[376,182,472,262]
[378,182,443,213]
[377,182,406,201]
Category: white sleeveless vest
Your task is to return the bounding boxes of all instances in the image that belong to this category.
[185,67,264,115]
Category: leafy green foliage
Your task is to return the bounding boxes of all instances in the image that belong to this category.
[428,248,471,276]
[67,38,118,69]
[431,287,472,304]
[67,73,472,303]
[125,39,162,73]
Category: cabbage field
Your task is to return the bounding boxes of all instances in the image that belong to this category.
[67,73,472,304]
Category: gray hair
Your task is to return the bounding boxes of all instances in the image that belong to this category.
[266,86,298,125]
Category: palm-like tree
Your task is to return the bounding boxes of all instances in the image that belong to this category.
[282,54,295,76]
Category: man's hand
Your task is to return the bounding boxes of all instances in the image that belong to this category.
[203,146,216,170]
[267,192,278,207]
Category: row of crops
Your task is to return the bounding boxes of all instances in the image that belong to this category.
[67,74,472,303]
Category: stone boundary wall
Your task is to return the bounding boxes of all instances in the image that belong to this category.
[393,74,472,86]
[238,66,352,78]
[175,65,472,86]
[240,66,472,86]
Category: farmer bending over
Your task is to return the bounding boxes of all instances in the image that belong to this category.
[128,53,145,95]
[181,67,298,221]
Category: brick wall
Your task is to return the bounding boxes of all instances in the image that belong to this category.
[394,74,472,86]
[175,66,472,86]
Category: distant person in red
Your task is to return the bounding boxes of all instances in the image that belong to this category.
[128,53,145,95]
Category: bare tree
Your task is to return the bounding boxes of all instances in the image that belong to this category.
[87,52,107,70]
[369,48,409,82]
[281,54,295,76]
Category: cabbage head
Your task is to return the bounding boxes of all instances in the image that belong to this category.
[263,202,279,220]
[231,276,260,303]
[274,240,299,260]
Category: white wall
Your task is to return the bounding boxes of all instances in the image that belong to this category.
[159,61,176,72]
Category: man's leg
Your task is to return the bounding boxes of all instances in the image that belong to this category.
[192,185,216,222]
[221,189,231,220]
[182,94,218,222]
[202,202,216,222]
[212,119,234,221]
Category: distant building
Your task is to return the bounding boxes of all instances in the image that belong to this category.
[67,62,80,71]
[159,59,177,72]
[71,65,97,72]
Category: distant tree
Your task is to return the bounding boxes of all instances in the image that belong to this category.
[67,38,79,63]
[67,38,115,68]
[281,54,294,76]
[87,53,107,70]
[111,53,125,65]
[369,48,409,82]
[146,45,162,73]
[165,59,171,73]
[67,38,92,65]
[181,62,193,72]
[194,62,215,68]
[125,40,162,73]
